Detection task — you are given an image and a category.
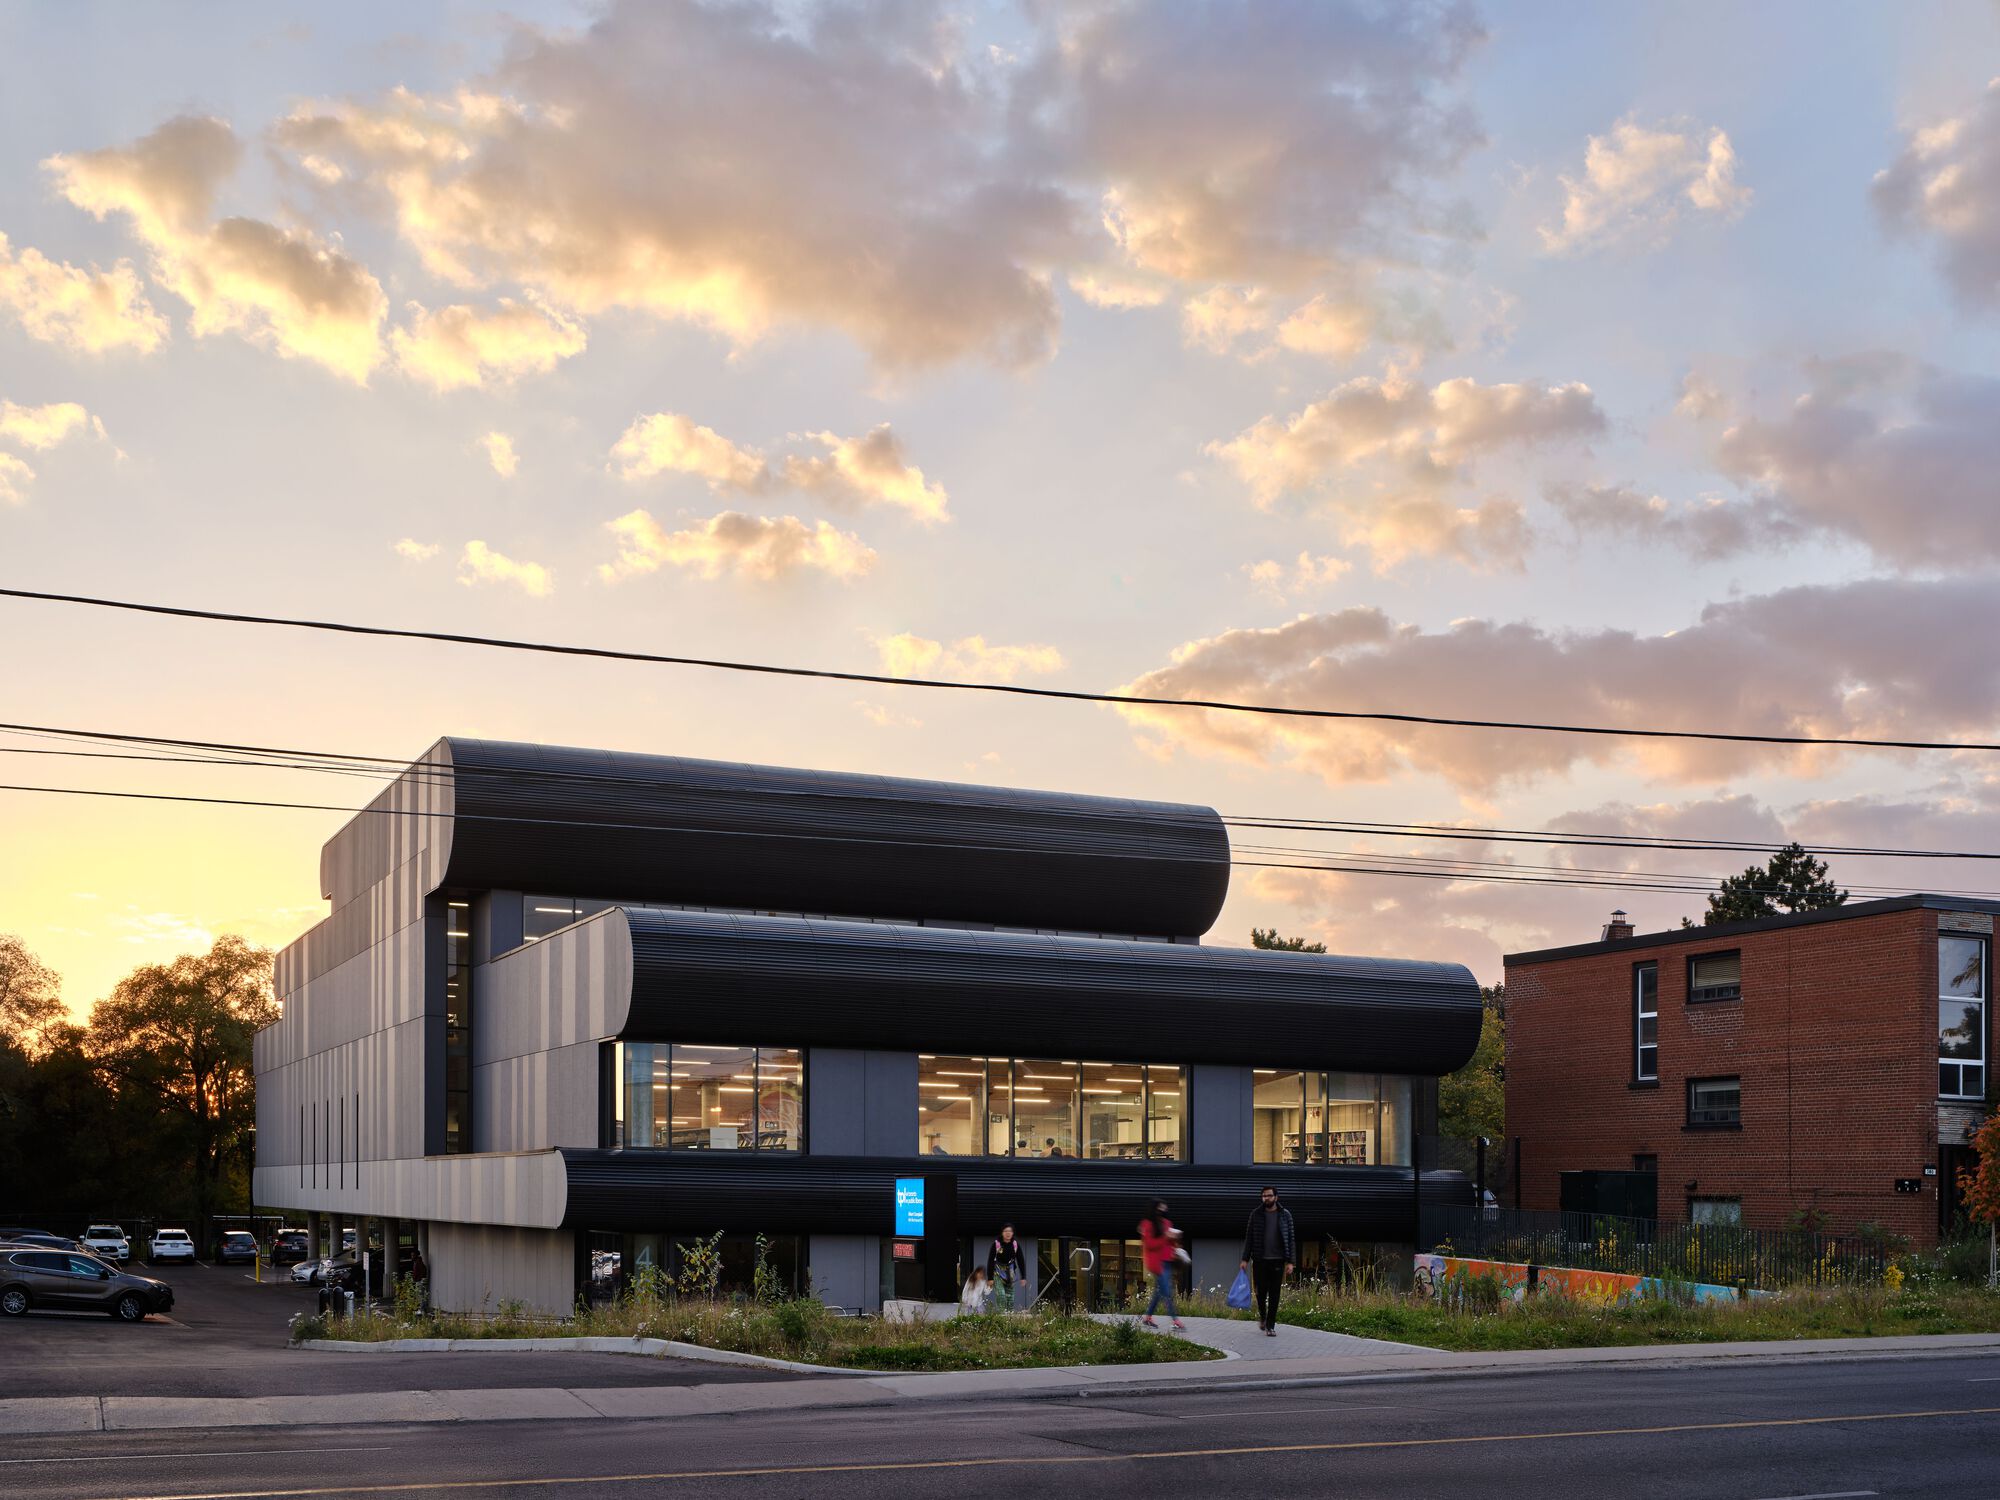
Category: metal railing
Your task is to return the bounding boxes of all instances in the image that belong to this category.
[1427,1205,1894,1290]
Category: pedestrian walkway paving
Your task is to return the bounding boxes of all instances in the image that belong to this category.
[3,1332,1996,1437]
[1102,1312,1426,1361]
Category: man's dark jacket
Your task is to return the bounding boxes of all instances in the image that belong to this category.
[1241,1202,1297,1262]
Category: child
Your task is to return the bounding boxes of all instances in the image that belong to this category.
[960,1265,993,1314]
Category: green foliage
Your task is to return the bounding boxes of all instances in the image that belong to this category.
[1704,842,1847,925]
[1106,1316,1143,1355]
[1250,928,1327,953]
[674,1231,724,1299]
[1438,988,1505,1141]
[751,1233,787,1303]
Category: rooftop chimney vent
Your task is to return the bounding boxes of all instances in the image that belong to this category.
[1601,909,1635,942]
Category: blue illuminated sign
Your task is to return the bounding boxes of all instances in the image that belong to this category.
[894,1177,925,1236]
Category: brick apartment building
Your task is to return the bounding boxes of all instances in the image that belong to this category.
[1504,896,1994,1247]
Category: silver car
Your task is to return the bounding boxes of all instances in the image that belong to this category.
[0,1248,174,1322]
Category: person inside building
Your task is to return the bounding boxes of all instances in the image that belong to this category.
[1240,1184,1296,1336]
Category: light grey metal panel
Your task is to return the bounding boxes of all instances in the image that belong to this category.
[806,1050,867,1155]
[1191,1237,1238,1293]
[861,1051,918,1157]
[319,739,455,908]
[428,1221,576,1318]
[252,1148,567,1226]
[475,910,632,1066]
[1192,1065,1250,1165]
[473,1041,600,1153]
[806,1234,878,1313]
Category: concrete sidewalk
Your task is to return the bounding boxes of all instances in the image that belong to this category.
[6,1332,1999,1437]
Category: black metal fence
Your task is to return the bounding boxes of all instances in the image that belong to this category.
[1423,1204,1894,1291]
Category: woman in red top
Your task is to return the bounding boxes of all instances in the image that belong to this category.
[1138,1200,1184,1330]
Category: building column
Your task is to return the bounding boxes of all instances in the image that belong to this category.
[306,1215,321,1262]
[382,1216,400,1296]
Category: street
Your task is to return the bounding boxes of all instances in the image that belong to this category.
[3,1353,1995,1499]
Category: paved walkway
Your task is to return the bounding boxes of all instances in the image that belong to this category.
[5,1332,1997,1437]
[1102,1312,1425,1360]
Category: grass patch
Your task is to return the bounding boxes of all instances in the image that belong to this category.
[1171,1280,2000,1352]
[293,1290,1217,1372]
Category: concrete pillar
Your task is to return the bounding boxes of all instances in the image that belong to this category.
[306,1215,321,1262]
[382,1216,400,1296]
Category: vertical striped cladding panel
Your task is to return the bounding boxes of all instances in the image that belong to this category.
[437,738,1231,938]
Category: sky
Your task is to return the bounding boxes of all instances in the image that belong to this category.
[4,0,2000,1018]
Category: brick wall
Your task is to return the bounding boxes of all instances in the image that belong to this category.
[1505,907,1947,1245]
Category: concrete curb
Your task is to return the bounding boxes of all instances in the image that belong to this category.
[298,1334,854,1376]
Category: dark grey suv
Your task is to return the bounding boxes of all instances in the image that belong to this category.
[0,1248,175,1322]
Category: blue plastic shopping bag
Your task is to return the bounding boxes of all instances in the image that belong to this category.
[1225,1267,1253,1310]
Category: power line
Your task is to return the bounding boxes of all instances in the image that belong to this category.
[7,584,1999,754]
[6,718,1999,867]
[3,776,1994,904]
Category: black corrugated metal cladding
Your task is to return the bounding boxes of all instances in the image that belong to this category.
[438,738,1230,937]
[621,908,1484,1074]
[560,1150,1472,1241]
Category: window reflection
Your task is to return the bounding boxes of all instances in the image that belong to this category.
[612,1043,802,1152]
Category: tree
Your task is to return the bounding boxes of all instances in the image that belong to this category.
[0,934,64,1054]
[1439,986,1505,1142]
[1251,927,1327,953]
[1705,843,1847,925]
[1959,1111,2000,1287]
[87,936,278,1235]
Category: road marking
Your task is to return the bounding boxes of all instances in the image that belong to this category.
[0,1448,391,1468]
[1751,1492,1876,1499]
[74,1404,2000,1499]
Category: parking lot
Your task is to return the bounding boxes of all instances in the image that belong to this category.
[1,1258,799,1398]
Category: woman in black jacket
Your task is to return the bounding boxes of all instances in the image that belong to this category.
[986,1223,1028,1309]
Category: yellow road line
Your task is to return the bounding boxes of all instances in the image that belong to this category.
[86,1404,2000,1500]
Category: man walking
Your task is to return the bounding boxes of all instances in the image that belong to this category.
[1239,1184,1295,1336]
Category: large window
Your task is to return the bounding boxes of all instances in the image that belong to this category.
[1686,1076,1741,1128]
[1689,1196,1742,1226]
[917,1057,1184,1160]
[1687,951,1742,1003]
[524,895,618,943]
[1940,934,1987,1100]
[1634,962,1658,1081]
[611,1043,802,1151]
[444,898,472,1153]
[1252,1071,1413,1165]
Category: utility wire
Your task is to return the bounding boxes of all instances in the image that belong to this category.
[6,584,1999,754]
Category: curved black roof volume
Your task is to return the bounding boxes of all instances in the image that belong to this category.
[619,907,1484,1075]
[437,738,1230,937]
[561,1150,1472,1241]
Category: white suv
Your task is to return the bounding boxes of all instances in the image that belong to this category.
[82,1225,130,1261]
[148,1228,196,1263]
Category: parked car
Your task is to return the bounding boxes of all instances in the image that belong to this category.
[271,1229,310,1265]
[81,1225,131,1261]
[215,1230,259,1265]
[148,1228,196,1264]
[0,1230,84,1252]
[292,1255,343,1285]
[0,1248,174,1322]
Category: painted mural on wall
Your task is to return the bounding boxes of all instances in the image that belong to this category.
[1413,1253,1758,1306]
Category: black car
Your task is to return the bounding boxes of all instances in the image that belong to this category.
[0,1248,174,1322]
[270,1229,310,1265]
[215,1231,259,1265]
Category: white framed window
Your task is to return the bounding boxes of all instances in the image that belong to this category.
[1939,934,1987,1100]
[1634,962,1658,1081]
[1689,1196,1741,1226]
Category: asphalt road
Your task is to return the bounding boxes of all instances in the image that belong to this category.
[0,1261,798,1396]
[3,1353,1997,1498]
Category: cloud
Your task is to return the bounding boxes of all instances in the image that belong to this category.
[612,412,948,520]
[1207,374,1601,568]
[873,632,1064,681]
[1675,371,1728,421]
[0,400,101,451]
[480,431,518,478]
[1117,576,2000,793]
[1873,78,2000,307]
[1544,481,1795,561]
[598,508,874,582]
[1713,364,2000,569]
[457,539,552,595]
[0,452,32,505]
[856,700,922,729]
[266,0,1480,369]
[1539,116,1750,255]
[1274,294,1375,361]
[780,426,949,523]
[612,412,768,490]
[1180,285,1274,353]
[1245,551,1353,599]
[0,232,168,354]
[47,115,387,381]
[393,537,440,560]
[391,298,586,389]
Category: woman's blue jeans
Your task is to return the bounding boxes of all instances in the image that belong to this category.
[1146,1269,1178,1318]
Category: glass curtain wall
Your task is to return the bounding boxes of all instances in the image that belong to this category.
[443,897,472,1153]
[1253,1072,1415,1165]
[918,1057,1186,1159]
[612,1044,802,1150]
